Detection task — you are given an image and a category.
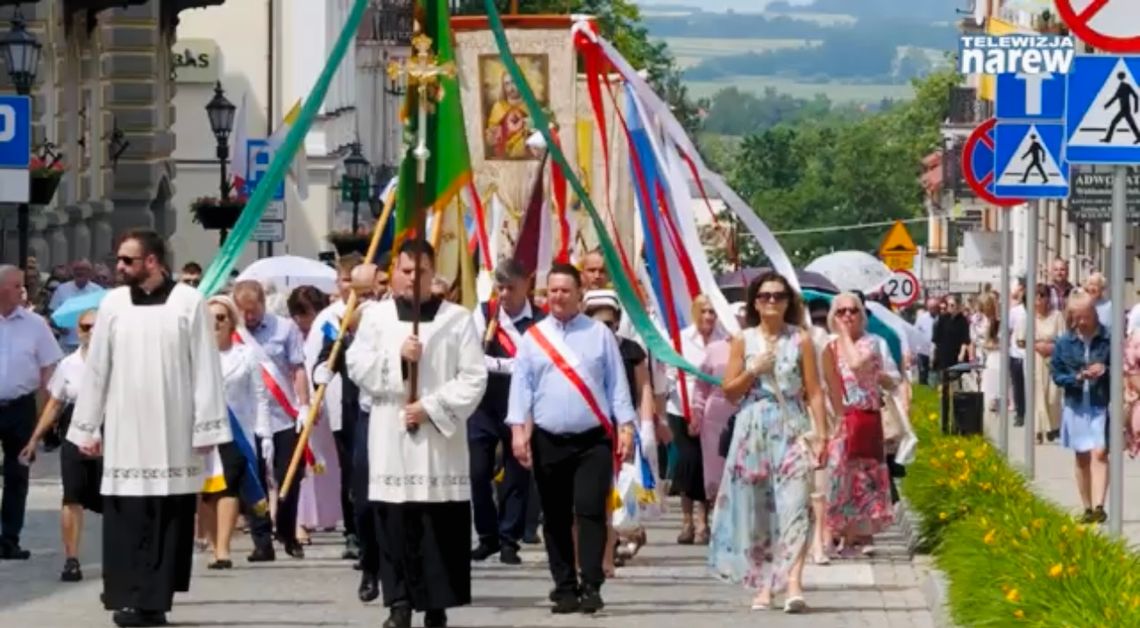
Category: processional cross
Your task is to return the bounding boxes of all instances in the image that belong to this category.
[387,28,457,183]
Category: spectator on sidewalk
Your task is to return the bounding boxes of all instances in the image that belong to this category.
[914,297,939,386]
[1016,285,1064,443]
[1009,279,1027,427]
[1047,258,1073,313]
[48,260,102,353]
[931,295,969,380]
[1051,293,1111,525]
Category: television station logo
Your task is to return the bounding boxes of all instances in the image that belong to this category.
[958,35,1076,75]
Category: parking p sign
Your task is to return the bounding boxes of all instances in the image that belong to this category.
[0,95,31,203]
[245,138,285,201]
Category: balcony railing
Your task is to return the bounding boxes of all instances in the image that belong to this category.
[362,0,414,46]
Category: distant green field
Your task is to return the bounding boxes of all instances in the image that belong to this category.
[767,11,857,26]
[664,36,817,69]
[686,76,915,103]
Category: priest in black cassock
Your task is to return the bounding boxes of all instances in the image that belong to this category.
[68,229,231,628]
[346,239,487,628]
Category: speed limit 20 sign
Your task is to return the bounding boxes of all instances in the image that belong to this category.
[884,269,920,308]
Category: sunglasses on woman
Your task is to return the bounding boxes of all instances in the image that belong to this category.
[78,323,94,332]
[755,291,789,303]
[835,307,860,317]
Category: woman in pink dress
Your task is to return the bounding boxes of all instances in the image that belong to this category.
[289,287,343,539]
[692,339,738,502]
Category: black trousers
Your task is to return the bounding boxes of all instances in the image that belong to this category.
[335,410,357,537]
[374,501,472,611]
[468,409,529,549]
[352,410,380,574]
[256,429,302,545]
[1010,357,1027,422]
[524,476,541,540]
[211,443,273,551]
[103,494,196,612]
[917,354,931,387]
[0,394,35,544]
[531,427,613,594]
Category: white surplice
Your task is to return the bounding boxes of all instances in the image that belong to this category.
[346,299,487,504]
[67,283,232,496]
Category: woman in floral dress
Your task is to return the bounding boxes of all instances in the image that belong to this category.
[822,293,896,556]
[708,272,828,613]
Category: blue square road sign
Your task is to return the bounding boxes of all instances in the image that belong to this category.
[993,122,1070,199]
[245,138,285,201]
[996,71,1067,121]
[1065,55,1140,165]
[0,95,31,169]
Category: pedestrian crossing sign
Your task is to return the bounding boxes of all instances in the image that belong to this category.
[993,122,1071,199]
[1065,55,1140,164]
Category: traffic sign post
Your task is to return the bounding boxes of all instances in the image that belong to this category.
[883,269,920,308]
[246,138,285,201]
[961,119,1026,206]
[0,95,31,204]
[877,220,917,271]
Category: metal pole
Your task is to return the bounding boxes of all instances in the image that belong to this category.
[998,208,1011,454]
[1024,200,1039,479]
[1109,166,1126,536]
[16,203,28,281]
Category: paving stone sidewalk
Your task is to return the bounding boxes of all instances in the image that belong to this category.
[1,450,934,627]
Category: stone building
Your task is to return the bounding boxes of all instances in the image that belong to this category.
[0,0,222,269]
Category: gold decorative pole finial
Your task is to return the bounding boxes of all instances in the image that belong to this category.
[386,26,457,183]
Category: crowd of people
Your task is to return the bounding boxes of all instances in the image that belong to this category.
[0,233,919,627]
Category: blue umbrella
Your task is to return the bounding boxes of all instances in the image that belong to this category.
[51,289,107,329]
[803,288,902,367]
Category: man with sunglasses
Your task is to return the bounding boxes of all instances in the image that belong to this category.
[66,229,231,628]
[178,262,202,287]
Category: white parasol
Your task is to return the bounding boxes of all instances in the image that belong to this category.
[236,255,338,295]
[804,251,894,295]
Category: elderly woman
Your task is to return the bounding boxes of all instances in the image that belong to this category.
[1051,293,1111,524]
[198,295,276,567]
[667,295,727,545]
[20,309,102,582]
[822,292,895,557]
[1017,285,1064,443]
[709,271,828,613]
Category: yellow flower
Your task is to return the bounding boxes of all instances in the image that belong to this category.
[1014,609,1025,619]
[938,512,948,521]
[955,450,966,459]
[1067,565,1079,577]
[1019,527,1030,540]
[1048,564,1063,578]
[984,529,997,545]
[928,412,937,421]
[1031,518,1044,529]
[1006,588,1021,603]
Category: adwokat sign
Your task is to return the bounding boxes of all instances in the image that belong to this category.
[1069,167,1140,222]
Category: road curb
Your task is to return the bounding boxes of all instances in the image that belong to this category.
[897,499,958,627]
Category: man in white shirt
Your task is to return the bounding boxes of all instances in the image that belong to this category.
[48,259,102,352]
[0,265,62,560]
[1008,279,1027,427]
[913,297,939,386]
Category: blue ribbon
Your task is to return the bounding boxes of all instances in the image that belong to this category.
[228,407,268,515]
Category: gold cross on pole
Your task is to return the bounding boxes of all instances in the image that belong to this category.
[387,29,457,184]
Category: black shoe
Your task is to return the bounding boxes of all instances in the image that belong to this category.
[1014,418,1025,428]
[579,585,604,614]
[352,559,363,571]
[471,542,499,562]
[424,609,447,628]
[342,534,361,560]
[247,546,276,562]
[1047,430,1060,442]
[382,605,412,628]
[61,558,83,582]
[0,538,30,560]
[283,540,305,559]
[499,546,521,565]
[550,592,580,614]
[358,571,379,603]
[1079,508,1095,524]
[522,532,541,545]
[207,559,233,570]
[1094,505,1108,524]
[112,609,167,627]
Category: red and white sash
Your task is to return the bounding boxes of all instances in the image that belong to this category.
[234,327,324,472]
[495,310,524,357]
[528,319,614,442]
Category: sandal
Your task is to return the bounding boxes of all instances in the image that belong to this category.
[784,595,808,614]
[677,524,695,545]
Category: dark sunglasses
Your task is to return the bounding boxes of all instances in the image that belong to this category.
[78,323,94,332]
[755,291,789,303]
[183,278,200,287]
[835,307,860,316]
[116,255,142,265]
[214,313,229,324]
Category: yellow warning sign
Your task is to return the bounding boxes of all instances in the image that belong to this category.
[878,220,917,271]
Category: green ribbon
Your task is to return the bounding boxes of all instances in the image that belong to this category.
[482,1,717,384]
[199,0,371,296]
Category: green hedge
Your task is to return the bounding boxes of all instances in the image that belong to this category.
[902,388,1140,627]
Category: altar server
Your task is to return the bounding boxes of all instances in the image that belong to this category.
[346,239,488,628]
[67,229,231,628]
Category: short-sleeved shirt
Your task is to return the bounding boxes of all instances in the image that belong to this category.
[48,280,103,349]
[248,314,306,433]
[48,350,85,404]
[0,306,63,400]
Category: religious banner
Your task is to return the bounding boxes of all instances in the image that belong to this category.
[452,14,634,266]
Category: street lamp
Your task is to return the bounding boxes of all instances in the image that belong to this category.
[205,81,236,200]
[3,8,41,277]
[342,142,370,233]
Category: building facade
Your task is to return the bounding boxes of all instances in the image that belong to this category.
[0,0,222,269]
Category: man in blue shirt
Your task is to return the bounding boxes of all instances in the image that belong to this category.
[507,263,635,615]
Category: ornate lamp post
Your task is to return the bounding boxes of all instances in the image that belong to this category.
[342,142,370,233]
[3,8,41,276]
[205,81,236,199]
